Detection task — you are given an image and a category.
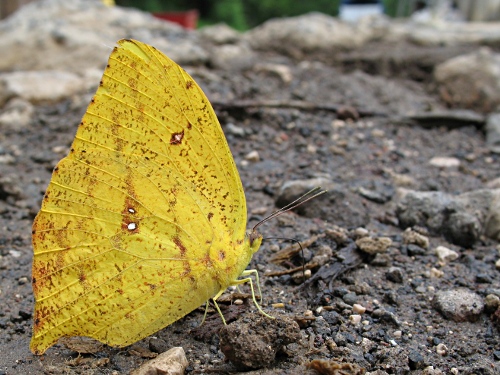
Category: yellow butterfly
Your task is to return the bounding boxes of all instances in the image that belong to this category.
[31,39,266,354]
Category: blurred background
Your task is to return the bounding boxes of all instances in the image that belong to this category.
[3,0,500,30]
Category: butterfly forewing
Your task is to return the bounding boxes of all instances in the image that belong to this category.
[31,39,249,354]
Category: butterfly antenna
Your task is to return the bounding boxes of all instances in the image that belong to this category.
[252,187,327,232]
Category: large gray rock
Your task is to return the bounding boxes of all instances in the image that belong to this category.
[199,23,241,45]
[432,289,484,322]
[486,112,500,153]
[434,48,500,112]
[409,22,500,46]
[0,0,207,74]
[0,71,84,106]
[209,43,257,71]
[396,188,500,246]
[244,12,378,56]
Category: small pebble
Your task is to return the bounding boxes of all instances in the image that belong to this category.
[349,314,361,324]
[226,123,245,136]
[233,299,243,305]
[251,206,268,215]
[353,227,369,238]
[386,267,404,283]
[402,228,429,249]
[149,337,169,354]
[389,339,398,346]
[52,145,68,154]
[292,269,311,284]
[343,292,358,305]
[415,285,426,294]
[484,294,500,312]
[393,330,402,338]
[371,129,385,137]
[408,349,425,370]
[361,337,375,352]
[496,259,500,270]
[435,343,448,356]
[352,304,366,314]
[306,144,317,153]
[476,273,492,283]
[356,236,392,255]
[406,244,427,256]
[370,253,391,266]
[435,246,458,263]
[429,156,460,168]
[9,250,21,258]
[245,150,260,162]
[423,366,444,375]
[332,119,345,128]
[430,268,444,278]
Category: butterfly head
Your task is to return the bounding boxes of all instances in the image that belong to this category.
[247,229,263,254]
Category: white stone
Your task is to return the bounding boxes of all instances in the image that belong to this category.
[352,304,366,314]
[131,347,188,375]
[435,246,458,262]
[430,267,444,278]
[9,250,21,258]
[429,156,460,168]
[349,314,362,324]
[436,343,448,356]
[245,150,260,162]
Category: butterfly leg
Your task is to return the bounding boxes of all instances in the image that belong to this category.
[211,289,228,325]
[232,271,274,319]
[240,269,263,302]
[199,300,210,326]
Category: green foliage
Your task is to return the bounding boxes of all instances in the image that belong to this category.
[114,0,341,30]
[212,0,248,31]
[244,0,340,27]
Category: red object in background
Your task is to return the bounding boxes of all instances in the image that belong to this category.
[153,9,199,29]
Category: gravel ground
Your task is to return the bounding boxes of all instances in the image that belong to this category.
[0,39,499,374]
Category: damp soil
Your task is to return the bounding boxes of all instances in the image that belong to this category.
[0,41,499,374]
